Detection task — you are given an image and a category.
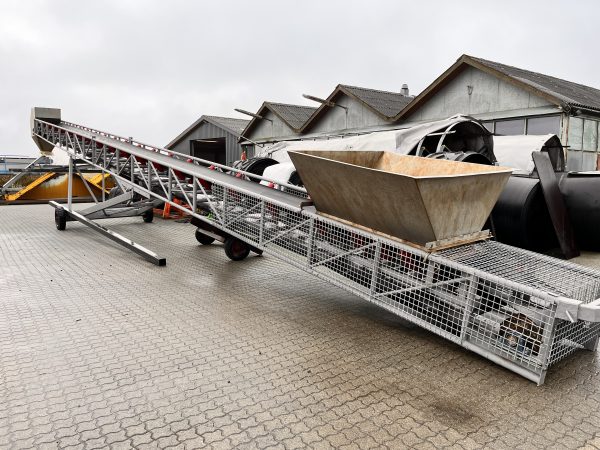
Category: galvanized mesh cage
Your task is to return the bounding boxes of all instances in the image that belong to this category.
[35,117,600,385]
[200,183,600,383]
[549,319,600,364]
[439,241,600,303]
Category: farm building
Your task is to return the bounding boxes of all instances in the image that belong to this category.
[390,55,600,171]
[166,115,249,165]
[237,102,317,150]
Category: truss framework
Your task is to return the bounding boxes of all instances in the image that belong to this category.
[32,117,600,384]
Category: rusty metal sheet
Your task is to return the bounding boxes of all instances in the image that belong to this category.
[289,150,512,245]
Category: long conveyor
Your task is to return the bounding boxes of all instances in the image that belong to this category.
[31,107,600,385]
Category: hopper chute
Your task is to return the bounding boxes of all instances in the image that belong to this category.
[289,150,512,246]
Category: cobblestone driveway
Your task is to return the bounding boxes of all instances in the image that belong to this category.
[1,204,599,449]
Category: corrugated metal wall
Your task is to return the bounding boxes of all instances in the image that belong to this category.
[168,122,245,165]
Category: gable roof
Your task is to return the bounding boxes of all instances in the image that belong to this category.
[394,54,600,120]
[166,115,249,149]
[239,102,317,139]
[341,85,413,117]
[204,116,250,135]
[266,102,317,130]
[300,84,413,133]
[468,56,600,112]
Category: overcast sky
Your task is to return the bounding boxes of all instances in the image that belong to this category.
[1,0,599,156]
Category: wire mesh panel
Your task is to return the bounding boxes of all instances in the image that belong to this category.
[309,216,378,296]
[206,184,226,228]
[549,320,600,365]
[372,245,468,342]
[440,241,600,303]
[222,188,262,244]
[261,203,310,265]
[281,186,310,199]
[465,278,556,373]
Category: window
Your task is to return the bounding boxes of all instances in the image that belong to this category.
[568,117,584,151]
[495,119,525,136]
[583,119,598,151]
[527,116,561,135]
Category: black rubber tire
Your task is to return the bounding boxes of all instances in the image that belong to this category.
[195,228,215,245]
[108,186,123,199]
[142,210,154,223]
[55,208,67,231]
[224,237,250,261]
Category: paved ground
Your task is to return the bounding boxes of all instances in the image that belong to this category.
[1,204,600,450]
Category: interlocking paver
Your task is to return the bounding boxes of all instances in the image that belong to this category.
[1,204,600,449]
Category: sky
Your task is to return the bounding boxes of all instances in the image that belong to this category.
[1,0,599,156]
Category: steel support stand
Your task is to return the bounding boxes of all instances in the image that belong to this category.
[67,155,73,212]
[49,201,165,266]
[102,145,107,202]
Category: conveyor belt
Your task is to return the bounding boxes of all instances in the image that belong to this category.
[58,122,310,212]
[31,110,600,385]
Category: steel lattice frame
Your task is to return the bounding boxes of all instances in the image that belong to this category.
[33,118,600,385]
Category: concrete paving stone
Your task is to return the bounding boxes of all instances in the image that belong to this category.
[136,441,162,450]
[338,443,361,450]
[150,424,173,441]
[155,434,180,449]
[414,423,437,440]
[37,443,60,450]
[174,427,197,443]
[84,436,108,450]
[298,430,322,446]
[414,441,438,450]
[2,204,600,449]
[105,430,128,445]
[263,444,286,450]
[226,431,252,448]
[110,440,135,450]
[57,434,82,448]
[280,435,306,449]
[131,431,154,447]
[10,436,36,449]
[251,434,280,448]
[181,435,205,449]
[399,430,425,447]
[207,438,233,450]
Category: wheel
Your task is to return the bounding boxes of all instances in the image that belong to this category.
[108,186,123,199]
[224,237,250,261]
[195,228,215,245]
[142,210,154,223]
[55,208,67,230]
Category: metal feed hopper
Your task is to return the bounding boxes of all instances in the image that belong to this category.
[289,150,512,246]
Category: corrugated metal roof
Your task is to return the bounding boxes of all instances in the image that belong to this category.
[265,103,318,130]
[204,116,250,135]
[238,102,318,140]
[299,84,413,133]
[468,56,600,112]
[340,85,413,118]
